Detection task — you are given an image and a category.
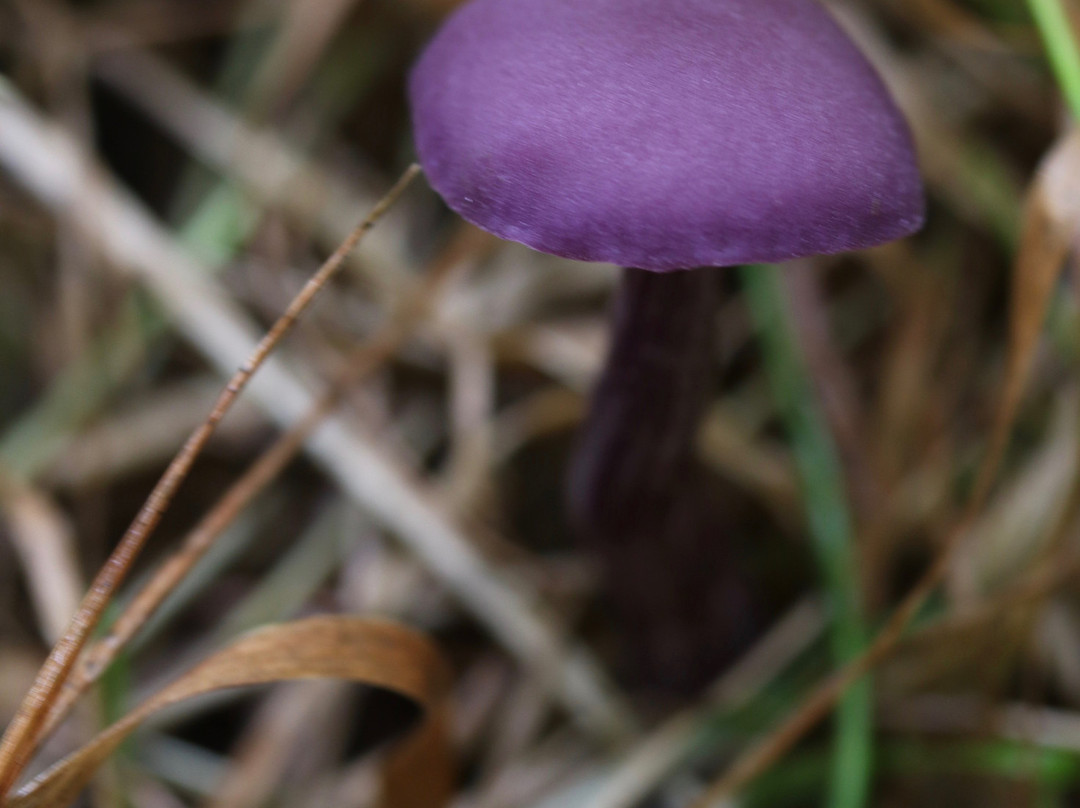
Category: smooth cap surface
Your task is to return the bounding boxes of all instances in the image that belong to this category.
[410,0,925,271]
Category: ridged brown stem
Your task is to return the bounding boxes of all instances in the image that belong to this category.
[568,267,756,691]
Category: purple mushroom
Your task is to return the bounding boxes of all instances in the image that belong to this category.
[410,0,924,688]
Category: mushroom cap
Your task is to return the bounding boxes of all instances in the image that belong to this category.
[410,0,925,271]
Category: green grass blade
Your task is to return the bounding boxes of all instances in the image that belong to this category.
[741,264,872,808]
[1027,0,1080,120]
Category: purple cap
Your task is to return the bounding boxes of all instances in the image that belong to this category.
[410,0,925,271]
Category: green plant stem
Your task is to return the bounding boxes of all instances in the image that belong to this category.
[741,265,872,808]
[1027,0,1080,120]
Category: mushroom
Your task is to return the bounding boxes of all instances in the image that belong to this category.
[409,0,924,688]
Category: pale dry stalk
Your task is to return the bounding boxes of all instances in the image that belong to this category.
[0,472,84,644]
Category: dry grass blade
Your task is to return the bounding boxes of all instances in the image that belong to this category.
[93,45,410,293]
[242,0,365,120]
[690,132,1080,808]
[34,225,481,745]
[5,616,451,808]
[783,267,883,521]
[0,474,83,645]
[0,163,420,798]
[973,130,1080,504]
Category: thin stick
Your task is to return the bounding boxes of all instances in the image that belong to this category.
[0,165,419,798]
[33,224,476,745]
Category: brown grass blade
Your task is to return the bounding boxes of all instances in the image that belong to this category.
[6,616,451,808]
[972,130,1080,505]
[0,473,84,644]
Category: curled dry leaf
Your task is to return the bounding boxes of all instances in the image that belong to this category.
[5,616,452,808]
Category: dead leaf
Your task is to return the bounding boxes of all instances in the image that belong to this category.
[6,616,452,808]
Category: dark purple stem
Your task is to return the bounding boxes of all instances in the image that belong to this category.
[568,267,756,691]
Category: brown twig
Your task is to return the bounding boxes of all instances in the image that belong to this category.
[33,223,480,745]
[0,165,420,799]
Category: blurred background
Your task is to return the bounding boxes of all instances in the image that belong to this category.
[0,0,1078,806]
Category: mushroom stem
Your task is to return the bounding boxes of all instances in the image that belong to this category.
[570,268,717,502]
[568,267,756,690]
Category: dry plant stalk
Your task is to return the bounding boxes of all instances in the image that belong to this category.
[973,132,1080,507]
[35,224,484,746]
[0,165,421,799]
[691,132,1080,806]
[916,457,1080,650]
[0,473,84,645]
